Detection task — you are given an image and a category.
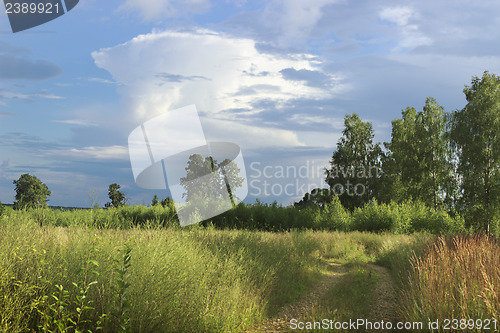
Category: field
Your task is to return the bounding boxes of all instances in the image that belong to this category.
[0,205,499,332]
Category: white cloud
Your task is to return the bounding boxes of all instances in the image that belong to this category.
[290,114,343,128]
[202,117,304,148]
[92,29,343,148]
[87,77,120,85]
[52,119,97,126]
[118,0,211,21]
[46,145,129,160]
[263,0,339,46]
[379,6,414,26]
[0,91,63,100]
[379,6,432,52]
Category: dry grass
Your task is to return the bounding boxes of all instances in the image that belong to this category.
[402,234,500,328]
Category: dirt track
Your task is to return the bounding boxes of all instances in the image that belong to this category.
[244,261,397,333]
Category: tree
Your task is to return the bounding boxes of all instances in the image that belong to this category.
[420,98,455,210]
[105,183,126,208]
[13,174,51,210]
[161,197,174,208]
[325,114,383,210]
[450,71,500,232]
[380,107,419,203]
[151,194,160,206]
[294,188,332,209]
[180,154,245,207]
[383,98,452,210]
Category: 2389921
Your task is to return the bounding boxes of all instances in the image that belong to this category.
[5,2,60,14]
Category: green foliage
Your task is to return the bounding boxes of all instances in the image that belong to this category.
[450,71,500,232]
[206,201,316,231]
[112,242,132,332]
[160,197,174,208]
[180,154,244,206]
[0,220,344,332]
[350,200,463,234]
[383,98,452,210]
[315,196,351,231]
[294,188,332,209]
[326,114,383,210]
[13,174,51,210]
[106,184,126,208]
[0,201,4,216]
[3,200,465,235]
[151,195,159,207]
[31,241,105,333]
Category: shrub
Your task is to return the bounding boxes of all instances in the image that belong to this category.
[352,200,396,233]
[317,196,351,231]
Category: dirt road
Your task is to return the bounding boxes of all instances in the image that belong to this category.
[244,261,398,333]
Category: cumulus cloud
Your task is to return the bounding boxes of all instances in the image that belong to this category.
[91,29,343,148]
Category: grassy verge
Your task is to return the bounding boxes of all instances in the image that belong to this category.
[400,234,500,332]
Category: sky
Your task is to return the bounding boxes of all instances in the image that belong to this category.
[1,0,500,208]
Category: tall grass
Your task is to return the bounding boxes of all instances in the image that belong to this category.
[401,235,500,330]
[0,217,330,332]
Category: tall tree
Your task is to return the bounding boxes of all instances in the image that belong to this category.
[180,154,244,207]
[450,71,500,231]
[383,107,421,203]
[383,98,452,210]
[106,183,126,208]
[325,114,382,210]
[13,174,51,209]
[420,97,454,210]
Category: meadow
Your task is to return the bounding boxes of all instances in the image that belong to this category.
[0,204,498,332]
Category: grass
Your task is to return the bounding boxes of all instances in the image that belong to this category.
[304,263,379,332]
[401,234,500,332]
[0,217,326,332]
[0,208,498,332]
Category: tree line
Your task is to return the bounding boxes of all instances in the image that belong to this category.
[298,71,500,232]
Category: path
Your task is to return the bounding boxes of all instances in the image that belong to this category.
[365,264,399,332]
[244,261,398,333]
[243,261,346,332]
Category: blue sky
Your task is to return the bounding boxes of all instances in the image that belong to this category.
[1,0,500,207]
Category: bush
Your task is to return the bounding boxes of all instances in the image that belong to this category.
[317,196,351,231]
[0,201,3,216]
[207,201,315,231]
[350,200,463,234]
[352,200,396,233]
